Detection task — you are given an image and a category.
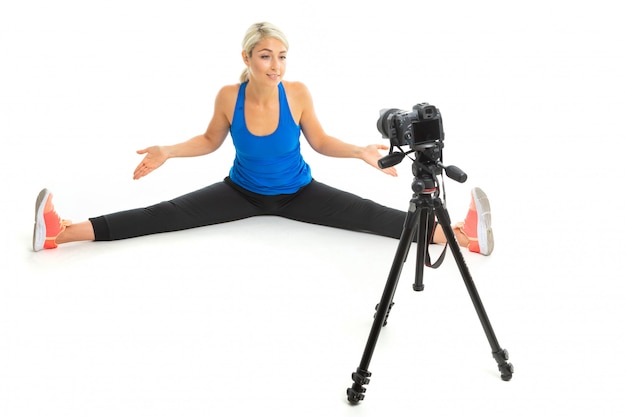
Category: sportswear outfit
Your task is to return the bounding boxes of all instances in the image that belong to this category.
[88,82,411,242]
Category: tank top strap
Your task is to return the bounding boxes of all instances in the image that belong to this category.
[233,81,247,126]
[278,82,297,127]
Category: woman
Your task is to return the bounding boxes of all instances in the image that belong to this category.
[32,22,494,256]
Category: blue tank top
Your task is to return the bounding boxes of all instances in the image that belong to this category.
[229,82,312,195]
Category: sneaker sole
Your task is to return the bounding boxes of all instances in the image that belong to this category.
[471,187,494,255]
[33,188,51,252]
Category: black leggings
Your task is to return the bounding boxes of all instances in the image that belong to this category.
[89,178,429,242]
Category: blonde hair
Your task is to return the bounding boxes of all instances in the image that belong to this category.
[239,22,290,83]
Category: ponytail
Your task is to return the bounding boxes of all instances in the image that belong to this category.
[239,67,250,83]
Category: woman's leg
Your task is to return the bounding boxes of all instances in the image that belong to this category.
[275,180,483,252]
[89,180,265,241]
[55,221,95,244]
[275,180,419,239]
[432,224,469,246]
[38,180,264,248]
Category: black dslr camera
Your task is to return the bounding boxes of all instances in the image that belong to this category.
[376,102,466,186]
[377,103,444,148]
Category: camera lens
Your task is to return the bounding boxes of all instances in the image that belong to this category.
[377,108,399,139]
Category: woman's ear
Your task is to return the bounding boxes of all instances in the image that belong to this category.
[241,50,249,65]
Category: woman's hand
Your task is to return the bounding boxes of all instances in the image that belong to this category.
[361,144,398,177]
[133,146,169,180]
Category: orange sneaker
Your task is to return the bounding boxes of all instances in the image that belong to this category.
[456,187,494,255]
[33,188,71,251]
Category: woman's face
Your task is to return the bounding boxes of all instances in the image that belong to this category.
[243,37,287,86]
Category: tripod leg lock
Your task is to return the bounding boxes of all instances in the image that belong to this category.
[351,368,371,385]
[492,349,514,381]
[374,302,395,327]
[347,368,372,404]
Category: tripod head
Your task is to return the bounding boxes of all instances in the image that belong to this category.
[378,142,467,194]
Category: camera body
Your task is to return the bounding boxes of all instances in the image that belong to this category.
[377,103,444,149]
[376,101,467,195]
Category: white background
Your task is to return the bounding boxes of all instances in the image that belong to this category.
[1,0,625,416]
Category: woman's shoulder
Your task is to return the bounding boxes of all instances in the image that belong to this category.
[282,80,309,94]
[216,83,242,98]
[214,83,241,110]
[282,80,313,106]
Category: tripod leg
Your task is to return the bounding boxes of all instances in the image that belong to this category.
[347,202,420,404]
[433,200,514,381]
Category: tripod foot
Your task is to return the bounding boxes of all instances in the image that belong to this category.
[493,349,514,381]
[347,367,371,404]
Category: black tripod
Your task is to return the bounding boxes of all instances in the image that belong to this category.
[346,155,514,404]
